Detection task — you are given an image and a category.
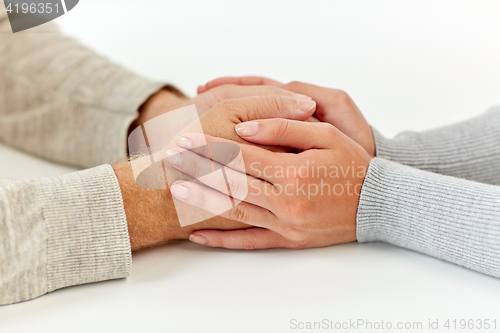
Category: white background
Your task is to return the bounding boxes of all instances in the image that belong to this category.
[1,1,500,332]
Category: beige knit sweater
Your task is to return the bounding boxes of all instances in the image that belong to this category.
[0,8,164,305]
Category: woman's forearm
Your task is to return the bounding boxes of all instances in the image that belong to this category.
[357,158,500,278]
[374,107,500,185]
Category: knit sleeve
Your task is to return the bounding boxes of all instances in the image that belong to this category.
[0,165,132,305]
[357,157,500,278]
[373,107,500,185]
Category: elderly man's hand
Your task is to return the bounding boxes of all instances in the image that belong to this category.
[116,94,316,251]
[190,94,316,152]
[130,83,313,131]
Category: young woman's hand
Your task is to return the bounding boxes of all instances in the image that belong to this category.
[166,118,373,249]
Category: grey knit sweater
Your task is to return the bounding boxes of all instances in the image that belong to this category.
[357,108,500,279]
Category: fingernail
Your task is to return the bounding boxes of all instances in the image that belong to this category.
[189,234,208,245]
[298,99,316,112]
[235,121,259,137]
[166,149,183,166]
[176,136,193,149]
[293,93,312,100]
[171,183,190,200]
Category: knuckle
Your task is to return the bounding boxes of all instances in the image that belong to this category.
[333,89,351,104]
[217,98,237,110]
[204,88,224,109]
[241,238,257,250]
[211,237,224,248]
[228,205,250,224]
[284,226,306,243]
[227,176,245,200]
[271,119,290,139]
[195,190,206,208]
[211,85,235,102]
[317,122,338,140]
[267,94,287,113]
[289,239,308,250]
[218,98,248,121]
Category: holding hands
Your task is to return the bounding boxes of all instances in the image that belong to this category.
[117,92,317,250]
[164,77,375,249]
[123,76,376,251]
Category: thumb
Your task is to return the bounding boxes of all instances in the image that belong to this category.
[225,95,316,123]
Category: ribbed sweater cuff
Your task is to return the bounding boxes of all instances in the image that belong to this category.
[356,158,500,278]
[92,75,166,118]
[35,165,132,292]
[67,79,179,168]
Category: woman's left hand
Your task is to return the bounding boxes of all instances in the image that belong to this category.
[166,118,373,249]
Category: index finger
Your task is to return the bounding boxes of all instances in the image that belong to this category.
[198,76,283,94]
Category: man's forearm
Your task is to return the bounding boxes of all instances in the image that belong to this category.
[0,159,249,305]
[373,107,500,185]
[112,162,250,251]
[0,6,167,168]
[113,162,179,250]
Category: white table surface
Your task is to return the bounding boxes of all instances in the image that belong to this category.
[2,1,500,332]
